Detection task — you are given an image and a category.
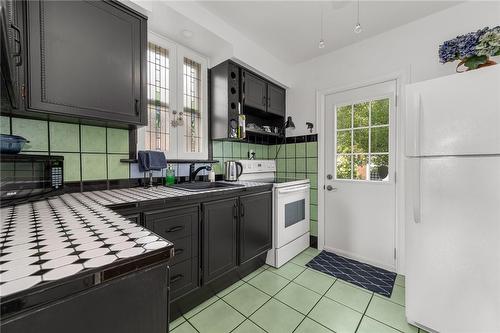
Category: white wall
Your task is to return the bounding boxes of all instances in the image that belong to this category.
[288,1,500,136]
[287,1,500,274]
[163,1,292,87]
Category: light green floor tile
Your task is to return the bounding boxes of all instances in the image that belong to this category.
[170,316,186,330]
[248,270,289,296]
[189,300,245,333]
[290,252,315,266]
[395,274,405,287]
[183,295,219,319]
[217,279,245,297]
[223,283,270,316]
[377,283,405,306]
[293,268,335,295]
[232,320,266,333]
[308,297,363,333]
[366,296,418,333]
[171,321,197,333]
[250,299,304,333]
[274,282,321,315]
[303,247,321,257]
[242,265,267,282]
[325,280,372,313]
[294,318,334,333]
[357,316,401,333]
[267,262,305,280]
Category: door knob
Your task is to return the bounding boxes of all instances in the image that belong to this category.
[326,185,337,191]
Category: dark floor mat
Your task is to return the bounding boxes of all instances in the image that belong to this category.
[306,250,396,297]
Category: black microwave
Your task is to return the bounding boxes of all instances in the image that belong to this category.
[0,154,64,206]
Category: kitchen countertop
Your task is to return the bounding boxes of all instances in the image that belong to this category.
[0,181,270,314]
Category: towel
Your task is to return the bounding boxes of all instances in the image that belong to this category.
[138,150,167,172]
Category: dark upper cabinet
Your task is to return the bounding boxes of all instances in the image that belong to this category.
[202,197,238,284]
[242,70,267,112]
[267,83,285,117]
[0,0,22,110]
[239,191,272,264]
[210,60,287,140]
[23,0,147,125]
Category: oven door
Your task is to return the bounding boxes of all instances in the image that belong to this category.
[275,184,310,248]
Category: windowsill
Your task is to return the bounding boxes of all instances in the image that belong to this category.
[120,159,219,164]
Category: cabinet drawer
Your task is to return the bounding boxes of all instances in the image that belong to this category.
[144,205,199,241]
[170,235,198,266]
[170,258,199,301]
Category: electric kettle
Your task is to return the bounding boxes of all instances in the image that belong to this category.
[224,160,243,181]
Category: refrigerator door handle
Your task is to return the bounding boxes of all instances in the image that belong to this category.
[414,93,422,156]
[413,158,422,223]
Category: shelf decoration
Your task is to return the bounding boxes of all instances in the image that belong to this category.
[439,26,499,72]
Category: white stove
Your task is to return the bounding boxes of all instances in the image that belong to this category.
[237,160,310,268]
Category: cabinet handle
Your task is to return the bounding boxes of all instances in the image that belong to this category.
[240,203,245,217]
[262,96,266,106]
[11,23,22,66]
[166,225,184,233]
[174,248,184,256]
[170,274,184,283]
[233,204,238,219]
[134,99,140,116]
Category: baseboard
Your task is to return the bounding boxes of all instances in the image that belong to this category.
[322,246,396,272]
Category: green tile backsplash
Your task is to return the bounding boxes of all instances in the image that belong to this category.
[2,116,129,183]
[212,136,319,237]
[81,125,106,153]
[12,117,49,151]
[1,116,10,134]
[49,122,80,152]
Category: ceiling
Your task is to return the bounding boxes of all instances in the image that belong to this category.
[198,1,461,64]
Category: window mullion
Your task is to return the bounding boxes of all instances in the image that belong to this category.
[368,100,372,181]
[350,104,354,180]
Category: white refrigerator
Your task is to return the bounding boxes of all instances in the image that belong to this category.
[405,66,500,333]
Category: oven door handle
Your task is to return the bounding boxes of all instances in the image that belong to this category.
[277,185,310,194]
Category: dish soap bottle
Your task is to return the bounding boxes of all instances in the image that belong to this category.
[165,165,175,186]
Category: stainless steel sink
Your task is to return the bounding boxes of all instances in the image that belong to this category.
[170,182,244,192]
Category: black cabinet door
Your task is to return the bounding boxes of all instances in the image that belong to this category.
[25,0,146,125]
[144,204,200,300]
[239,191,272,264]
[242,70,267,112]
[144,205,199,242]
[202,197,238,284]
[0,0,22,110]
[267,84,285,117]
[1,263,169,333]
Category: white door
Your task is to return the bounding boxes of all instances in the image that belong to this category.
[324,80,397,270]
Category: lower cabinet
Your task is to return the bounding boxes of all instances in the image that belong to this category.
[144,205,200,301]
[239,191,273,264]
[139,190,272,302]
[202,197,238,284]
[1,263,169,333]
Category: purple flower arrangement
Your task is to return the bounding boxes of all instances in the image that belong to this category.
[439,26,500,71]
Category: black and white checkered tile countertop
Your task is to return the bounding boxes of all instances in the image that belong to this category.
[0,194,173,299]
[77,181,270,206]
[0,182,268,299]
